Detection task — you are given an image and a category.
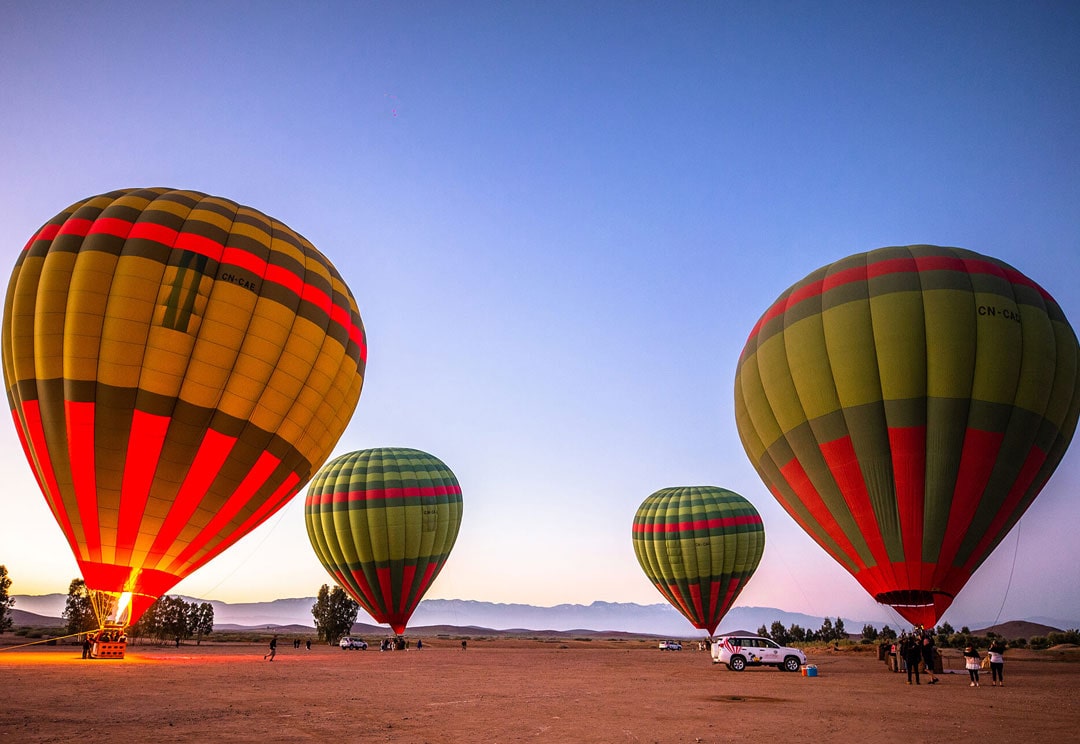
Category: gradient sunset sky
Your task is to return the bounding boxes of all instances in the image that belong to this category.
[2,2,1078,630]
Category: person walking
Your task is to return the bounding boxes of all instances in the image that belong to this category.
[963,644,981,686]
[987,640,1006,686]
[264,636,277,661]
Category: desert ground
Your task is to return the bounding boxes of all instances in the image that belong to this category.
[2,637,1079,743]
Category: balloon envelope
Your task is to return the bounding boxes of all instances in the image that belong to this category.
[2,188,366,625]
[305,447,463,635]
[632,486,765,636]
[734,245,1080,627]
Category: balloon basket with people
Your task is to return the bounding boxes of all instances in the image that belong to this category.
[89,623,128,660]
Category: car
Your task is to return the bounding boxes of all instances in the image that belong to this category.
[339,637,368,650]
[711,635,806,672]
[658,640,683,651]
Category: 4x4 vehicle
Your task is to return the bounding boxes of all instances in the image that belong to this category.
[711,635,805,672]
[658,640,683,651]
[339,637,368,650]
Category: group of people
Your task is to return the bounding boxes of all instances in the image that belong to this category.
[893,627,1007,687]
[264,636,313,659]
[897,627,940,685]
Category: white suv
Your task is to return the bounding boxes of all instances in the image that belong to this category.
[658,640,683,651]
[711,635,805,672]
[339,637,368,650]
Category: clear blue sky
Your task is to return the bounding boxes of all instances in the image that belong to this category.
[2,2,1078,629]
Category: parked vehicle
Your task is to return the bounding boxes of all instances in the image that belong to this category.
[711,635,805,671]
[658,640,683,651]
[339,637,368,650]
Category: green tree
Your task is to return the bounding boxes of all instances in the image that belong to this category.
[819,617,835,642]
[757,624,770,638]
[189,602,214,645]
[788,624,807,643]
[63,579,98,635]
[861,624,879,642]
[312,584,359,644]
[0,565,15,632]
[770,621,790,645]
[159,596,190,643]
[834,617,846,639]
[879,625,897,641]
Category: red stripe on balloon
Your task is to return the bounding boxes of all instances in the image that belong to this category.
[778,456,869,572]
[34,214,366,361]
[936,429,1003,572]
[116,410,171,565]
[15,402,79,554]
[312,484,463,504]
[960,444,1048,579]
[688,583,705,630]
[88,216,135,239]
[58,218,94,237]
[181,470,302,579]
[26,222,61,248]
[129,221,181,247]
[145,429,238,564]
[347,567,382,616]
[747,253,1057,344]
[175,230,225,260]
[818,436,893,570]
[64,400,101,562]
[887,426,926,588]
[632,514,762,533]
[168,449,282,570]
[659,581,694,625]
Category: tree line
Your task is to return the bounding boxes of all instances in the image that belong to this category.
[756,616,847,644]
[61,578,214,644]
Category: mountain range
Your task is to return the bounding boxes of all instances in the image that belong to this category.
[11,594,1077,637]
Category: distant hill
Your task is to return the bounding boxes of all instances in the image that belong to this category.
[9,608,65,628]
[975,620,1061,640]
[11,594,1077,637]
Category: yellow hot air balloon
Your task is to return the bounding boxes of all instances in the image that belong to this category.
[2,188,366,627]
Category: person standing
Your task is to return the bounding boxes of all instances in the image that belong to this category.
[988,640,1006,686]
[921,633,939,685]
[902,634,922,685]
[82,634,92,660]
[963,645,981,687]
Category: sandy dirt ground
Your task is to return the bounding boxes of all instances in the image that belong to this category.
[2,638,1079,743]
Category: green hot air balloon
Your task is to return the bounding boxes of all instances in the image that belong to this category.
[305,447,463,635]
[735,245,1080,628]
[633,486,765,637]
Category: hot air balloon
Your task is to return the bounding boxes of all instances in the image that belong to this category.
[632,486,765,637]
[734,245,1080,628]
[305,447,463,635]
[2,188,366,629]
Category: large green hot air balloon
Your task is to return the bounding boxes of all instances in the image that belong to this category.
[2,188,366,627]
[305,447,463,635]
[632,486,764,636]
[735,245,1080,628]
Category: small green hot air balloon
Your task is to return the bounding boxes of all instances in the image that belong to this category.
[305,447,463,635]
[735,245,1080,628]
[632,486,765,637]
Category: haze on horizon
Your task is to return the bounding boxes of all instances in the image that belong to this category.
[2,3,1079,633]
